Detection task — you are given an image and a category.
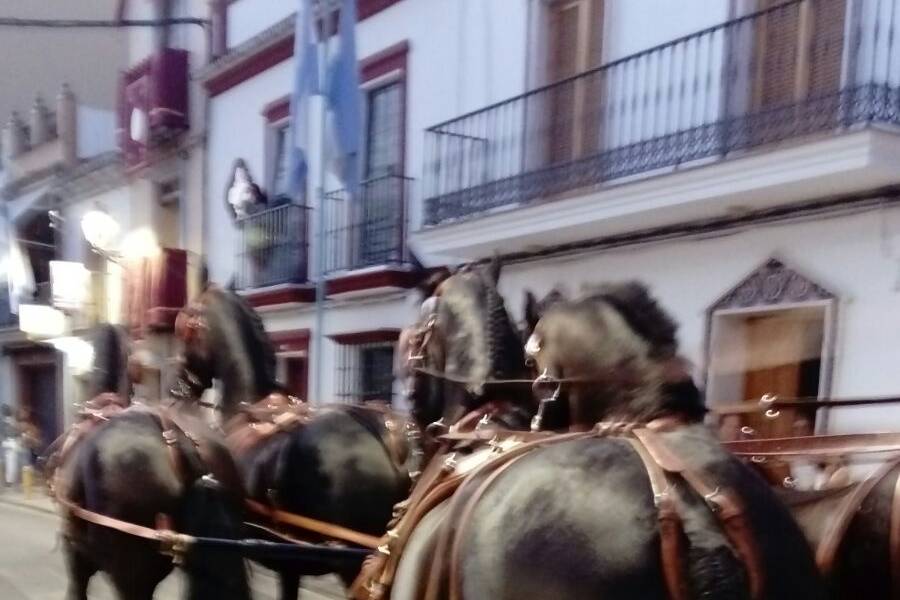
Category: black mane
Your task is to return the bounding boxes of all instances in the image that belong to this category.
[585,281,678,360]
[203,286,278,404]
[89,323,128,398]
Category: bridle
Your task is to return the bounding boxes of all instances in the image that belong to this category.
[406,301,565,434]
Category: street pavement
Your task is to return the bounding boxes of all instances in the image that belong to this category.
[0,494,343,599]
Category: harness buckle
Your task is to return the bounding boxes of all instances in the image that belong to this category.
[703,487,723,512]
[160,532,191,565]
[442,453,458,473]
[476,414,492,431]
[653,490,670,508]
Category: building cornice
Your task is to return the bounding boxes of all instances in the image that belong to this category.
[2,151,124,203]
[198,0,405,97]
[198,15,294,97]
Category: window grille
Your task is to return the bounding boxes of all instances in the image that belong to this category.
[335,341,396,404]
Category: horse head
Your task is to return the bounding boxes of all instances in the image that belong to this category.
[526,280,704,428]
[172,285,278,418]
[399,258,531,436]
[87,322,131,400]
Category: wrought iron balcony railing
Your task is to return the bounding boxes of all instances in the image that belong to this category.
[424,0,900,225]
[323,174,412,274]
[235,203,310,289]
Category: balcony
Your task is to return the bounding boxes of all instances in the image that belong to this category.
[118,48,189,167]
[417,0,900,259]
[235,203,313,306]
[323,175,419,297]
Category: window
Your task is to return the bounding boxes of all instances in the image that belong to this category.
[270,123,291,202]
[336,341,396,404]
[364,81,403,179]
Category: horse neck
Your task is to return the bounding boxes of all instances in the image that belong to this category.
[216,367,258,419]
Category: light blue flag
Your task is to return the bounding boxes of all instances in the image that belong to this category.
[326,0,362,198]
[288,0,321,200]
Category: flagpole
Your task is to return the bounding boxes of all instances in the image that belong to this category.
[312,0,331,404]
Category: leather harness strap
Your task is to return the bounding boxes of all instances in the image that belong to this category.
[632,428,765,600]
[57,494,194,560]
[723,432,900,458]
[628,438,689,600]
[244,499,382,549]
[445,453,532,600]
[816,456,900,574]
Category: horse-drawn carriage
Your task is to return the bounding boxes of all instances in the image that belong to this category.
[46,262,900,599]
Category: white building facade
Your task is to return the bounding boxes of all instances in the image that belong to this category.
[0,0,210,446]
[200,0,900,436]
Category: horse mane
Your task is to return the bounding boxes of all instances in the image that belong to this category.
[486,278,524,379]
[585,281,678,359]
[580,281,705,421]
[438,262,524,394]
[202,286,277,404]
[88,323,129,398]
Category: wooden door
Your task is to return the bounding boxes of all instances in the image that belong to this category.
[16,359,59,453]
[741,314,820,484]
[546,0,604,165]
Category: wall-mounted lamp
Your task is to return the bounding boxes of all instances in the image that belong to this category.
[80,207,120,256]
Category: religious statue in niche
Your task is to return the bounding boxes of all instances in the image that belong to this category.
[225,159,267,221]
[226,159,272,286]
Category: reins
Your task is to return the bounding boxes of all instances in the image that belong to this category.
[58,494,371,565]
[712,394,900,417]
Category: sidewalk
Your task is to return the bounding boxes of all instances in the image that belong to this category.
[0,486,56,515]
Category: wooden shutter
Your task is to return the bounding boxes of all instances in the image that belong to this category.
[754,0,846,108]
[755,0,801,108]
[546,0,604,165]
[807,0,846,96]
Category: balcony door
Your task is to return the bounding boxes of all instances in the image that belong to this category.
[545,0,604,166]
[359,80,404,268]
[750,0,847,143]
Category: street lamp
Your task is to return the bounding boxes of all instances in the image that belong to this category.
[80,207,120,256]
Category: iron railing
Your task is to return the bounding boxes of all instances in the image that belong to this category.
[424,0,900,225]
[235,203,310,289]
[323,174,412,274]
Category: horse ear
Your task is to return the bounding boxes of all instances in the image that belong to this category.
[523,290,540,337]
[418,268,451,299]
[488,254,503,285]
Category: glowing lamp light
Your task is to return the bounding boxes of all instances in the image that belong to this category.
[81,208,120,253]
[120,227,160,261]
[17,304,67,338]
[46,336,95,375]
[50,261,91,311]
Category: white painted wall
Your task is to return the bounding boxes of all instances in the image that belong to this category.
[495,205,900,434]
[76,106,117,159]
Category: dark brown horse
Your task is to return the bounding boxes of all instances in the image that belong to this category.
[386,277,825,599]
[528,284,900,599]
[55,323,250,600]
[170,285,413,600]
